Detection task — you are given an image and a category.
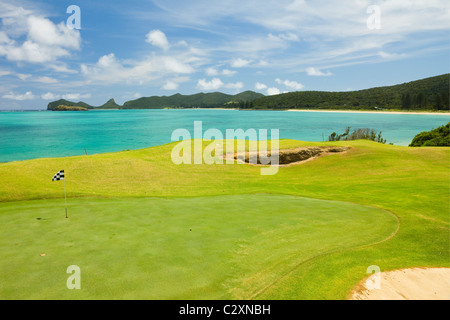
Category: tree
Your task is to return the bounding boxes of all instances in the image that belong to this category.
[434,94,442,110]
[415,91,426,108]
[441,91,450,110]
[401,93,412,109]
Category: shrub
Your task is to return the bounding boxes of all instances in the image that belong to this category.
[409,123,450,147]
[328,127,388,144]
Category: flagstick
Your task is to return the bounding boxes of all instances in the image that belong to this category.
[64,178,68,219]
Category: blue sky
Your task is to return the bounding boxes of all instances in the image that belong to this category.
[0,0,449,109]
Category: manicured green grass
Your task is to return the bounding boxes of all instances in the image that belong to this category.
[0,195,397,300]
[0,139,448,299]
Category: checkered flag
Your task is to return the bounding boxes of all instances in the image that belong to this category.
[52,170,65,181]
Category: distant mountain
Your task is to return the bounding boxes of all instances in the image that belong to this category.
[249,74,450,111]
[47,91,264,110]
[121,91,264,109]
[99,98,121,109]
[47,75,449,111]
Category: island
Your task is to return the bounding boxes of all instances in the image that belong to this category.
[51,105,89,111]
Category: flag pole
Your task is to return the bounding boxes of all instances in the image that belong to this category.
[64,177,68,218]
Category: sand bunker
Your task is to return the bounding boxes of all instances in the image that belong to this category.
[349,268,450,300]
[226,146,350,166]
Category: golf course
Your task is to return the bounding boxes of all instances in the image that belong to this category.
[0,139,448,300]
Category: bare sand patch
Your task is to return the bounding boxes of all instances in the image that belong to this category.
[224,146,350,167]
[349,267,450,300]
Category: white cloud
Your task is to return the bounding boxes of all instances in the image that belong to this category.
[206,67,237,77]
[41,92,60,100]
[40,92,91,101]
[147,0,450,73]
[267,87,281,95]
[0,10,81,64]
[162,76,190,90]
[255,82,268,90]
[306,67,333,77]
[163,80,179,90]
[378,51,407,60]
[16,73,31,80]
[231,58,252,68]
[206,67,219,76]
[197,78,224,91]
[27,16,80,50]
[62,93,91,100]
[224,81,244,90]
[275,78,304,90]
[122,92,143,100]
[81,53,196,85]
[267,32,299,42]
[35,76,58,84]
[146,29,170,51]
[0,70,11,76]
[222,69,237,76]
[3,91,36,100]
[48,63,78,74]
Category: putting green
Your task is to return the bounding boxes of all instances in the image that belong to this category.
[0,194,397,300]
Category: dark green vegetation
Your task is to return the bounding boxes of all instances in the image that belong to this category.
[47,92,263,110]
[99,98,121,109]
[48,74,449,111]
[250,74,449,110]
[409,122,450,147]
[51,105,89,111]
[328,127,388,144]
[122,91,263,109]
[47,98,120,110]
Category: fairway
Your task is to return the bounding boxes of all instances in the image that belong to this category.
[0,194,397,300]
[0,139,449,300]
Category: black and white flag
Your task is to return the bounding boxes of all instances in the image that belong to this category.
[52,170,65,181]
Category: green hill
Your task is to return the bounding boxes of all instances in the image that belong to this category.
[122,91,264,109]
[47,99,94,110]
[250,74,450,111]
[47,75,449,111]
[99,98,121,109]
[48,91,263,110]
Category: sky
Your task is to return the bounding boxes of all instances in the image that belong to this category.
[0,0,449,110]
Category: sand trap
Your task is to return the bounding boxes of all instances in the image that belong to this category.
[225,146,350,167]
[349,268,450,300]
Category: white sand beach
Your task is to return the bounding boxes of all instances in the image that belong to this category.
[288,109,450,116]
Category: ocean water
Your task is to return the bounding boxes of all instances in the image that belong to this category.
[0,109,449,162]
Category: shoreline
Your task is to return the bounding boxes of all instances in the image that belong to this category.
[287,109,450,116]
